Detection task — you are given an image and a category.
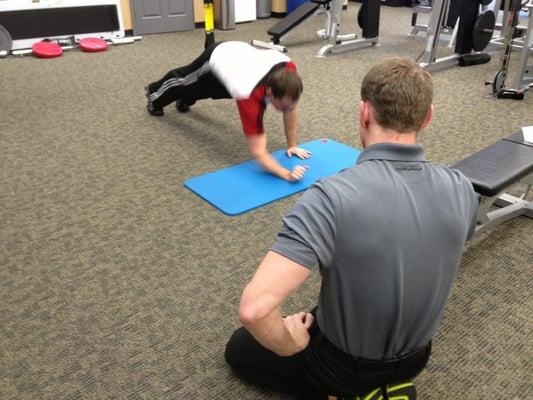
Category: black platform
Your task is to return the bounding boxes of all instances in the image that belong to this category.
[267,2,320,39]
[503,131,533,148]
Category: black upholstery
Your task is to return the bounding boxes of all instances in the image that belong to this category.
[267,2,320,39]
[503,130,533,148]
[452,139,533,197]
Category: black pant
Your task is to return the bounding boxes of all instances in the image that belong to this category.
[147,43,231,109]
[225,319,431,400]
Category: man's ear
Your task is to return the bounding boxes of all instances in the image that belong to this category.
[359,100,370,129]
[419,104,434,130]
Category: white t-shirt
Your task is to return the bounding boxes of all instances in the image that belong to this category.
[209,41,291,100]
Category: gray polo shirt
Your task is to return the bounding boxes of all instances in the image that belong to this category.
[272,142,478,360]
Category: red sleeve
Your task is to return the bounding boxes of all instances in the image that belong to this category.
[236,85,266,136]
[285,61,297,72]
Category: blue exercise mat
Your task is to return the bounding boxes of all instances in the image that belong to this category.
[184,139,361,215]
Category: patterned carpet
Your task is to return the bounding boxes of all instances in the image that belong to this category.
[0,4,532,399]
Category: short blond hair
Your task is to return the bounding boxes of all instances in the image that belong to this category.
[361,58,433,133]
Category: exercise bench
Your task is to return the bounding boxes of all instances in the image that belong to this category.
[253,0,338,52]
[252,0,379,57]
[452,131,533,236]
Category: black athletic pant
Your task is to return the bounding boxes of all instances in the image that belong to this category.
[148,43,231,109]
[454,0,479,54]
[225,317,431,400]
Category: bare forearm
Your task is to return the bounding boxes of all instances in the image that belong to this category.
[254,151,290,180]
[248,133,306,181]
[242,310,301,356]
[239,251,313,356]
[284,109,298,148]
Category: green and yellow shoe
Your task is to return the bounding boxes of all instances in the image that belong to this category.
[355,381,416,400]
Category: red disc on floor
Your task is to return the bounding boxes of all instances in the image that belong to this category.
[32,41,63,58]
[79,37,108,52]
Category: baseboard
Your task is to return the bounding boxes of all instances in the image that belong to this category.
[271,12,286,18]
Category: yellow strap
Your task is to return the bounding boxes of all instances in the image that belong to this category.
[204,3,214,32]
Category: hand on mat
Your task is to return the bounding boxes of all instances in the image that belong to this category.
[287,165,308,182]
[283,312,314,353]
[287,146,311,160]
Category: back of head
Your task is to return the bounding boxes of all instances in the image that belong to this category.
[268,68,303,102]
[361,58,433,133]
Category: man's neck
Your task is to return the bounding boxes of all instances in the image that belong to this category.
[363,126,417,148]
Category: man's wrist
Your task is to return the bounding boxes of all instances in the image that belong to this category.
[282,168,292,181]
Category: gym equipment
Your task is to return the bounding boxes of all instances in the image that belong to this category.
[489,0,532,99]
[10,35,141,57]
[253,0,340,53]
[317,0,380,56]
[0,0,125,52]
[409,2,453,37]
[489,0,529,45]
[79,37,108,52]
[32,41,63,58]
[184,139,361,215]
[252,0,379,57]
[204,0,215,49]
[452,130,532,236]
[415,0,496,71]
[109,36,143,45]
[0,24,11,58]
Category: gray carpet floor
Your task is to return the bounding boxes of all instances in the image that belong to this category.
[1,4,532,399]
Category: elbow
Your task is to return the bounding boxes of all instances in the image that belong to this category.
[249,147,264,160]
[238,301,261,326]
[247,134,267,158]
[238,296,269,326]
[248,145,266,160]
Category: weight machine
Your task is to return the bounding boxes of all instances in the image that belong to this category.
[489,0,532,99]
[252,0,380,57]
[490,0,530,45]
[414,0,496,71]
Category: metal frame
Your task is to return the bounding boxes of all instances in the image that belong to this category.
[253,0,377,57]
[317,0,378,57]
[409,5,433,36]
[252,1,342,52]
[490,1,532,97]
[474,173,532,236]
[417,0,463,70]
[511,3,533,92]
[416,0,495,71]
[491,0,531,40]
[409,2,460,48]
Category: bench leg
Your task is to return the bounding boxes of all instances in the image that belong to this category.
[475,175,533,236]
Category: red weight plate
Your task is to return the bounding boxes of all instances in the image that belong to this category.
[79,37,108,52]
[32,41,63,58]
